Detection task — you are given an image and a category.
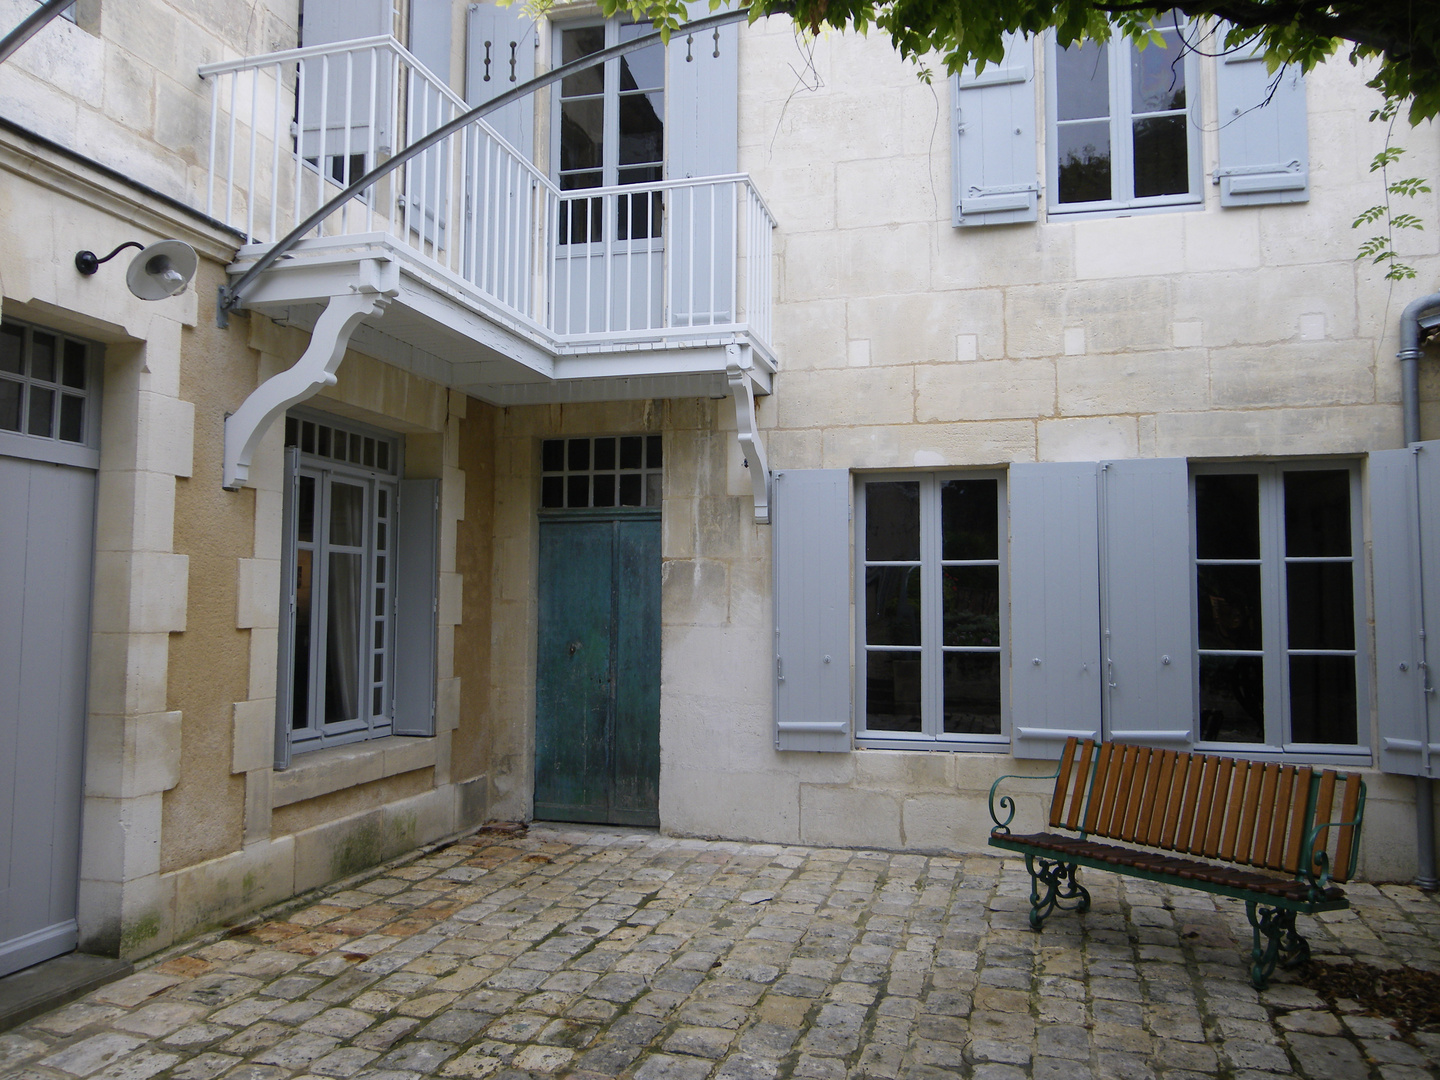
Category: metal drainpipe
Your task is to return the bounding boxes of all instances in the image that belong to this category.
[1398,292,1440,891]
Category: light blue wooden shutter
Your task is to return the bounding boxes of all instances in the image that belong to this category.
[393,478,439,737]
[667,2,739,326]
[951,33,1038,226]
[1373,445,1440,776]
[667,1,738,179]
[410,0,452,80]
[466,1,536,160]
[407,0,455,247]
[1009,462,1101,758]
[1214,35,1309,206]
[274,447,301,770]
[773,470,851,752]
[1099,458,1194,746]
[299,0,395,157]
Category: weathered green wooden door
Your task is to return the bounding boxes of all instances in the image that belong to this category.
[535,509,660,826]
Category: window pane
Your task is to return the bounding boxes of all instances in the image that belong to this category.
[27,385,53,437]
[618,28,663,88]
[297,475,316,544]
[1284,470,1351,556]
[542,475,564,508]
[62,340,87,388]
[593,473,616,506]
[866,482,920,561]
[324,551,364,723]
[645,472,662,507]
[1199,655,1264,743]
[1195,474,1259,558]
[292,548,314,730]
[1197,565,1262,650]
[560,26,605,94]
[866,565,922,646]
[0,380,20,431]
[568,438,590,471]
[594,437,616,470]
[1055,40,1110,121]
[941,478,998,560]
[943,652,1002,735]
[59,394,84,442]
[1286,562,1355,650]
[1289,656,1357,745]
[561,99,604,172]
[0,324,21,374]
[619,473,642,505]
[866,652,922,732]
[30,332,55,382]
[620,435,643,469]
[619,90,663,167]
[329,481,365,547]
[1056,122,1111,204]
[542,439,565,471]
[1131,32,1185,113]
[1132,114,1189,197]
[647,434,662,468]
[568,474,590,507]
[943,566,1000,647]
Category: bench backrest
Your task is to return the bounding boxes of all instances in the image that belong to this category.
[1047,738,1366,883]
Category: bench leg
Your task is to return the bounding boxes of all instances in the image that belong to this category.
[1245,902,1310,990]
[1024,854,1091,930]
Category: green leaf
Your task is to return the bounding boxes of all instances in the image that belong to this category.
[1352,206,1385,228]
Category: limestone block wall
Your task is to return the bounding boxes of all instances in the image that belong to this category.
[0,0,300,211]
[650,22,1440,881]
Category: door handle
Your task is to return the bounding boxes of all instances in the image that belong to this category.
[568,641,581,656]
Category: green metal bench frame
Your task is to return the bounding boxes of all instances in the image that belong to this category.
[987,738,1366,990]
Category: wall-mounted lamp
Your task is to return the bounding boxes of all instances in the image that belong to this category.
[75,239,198,300]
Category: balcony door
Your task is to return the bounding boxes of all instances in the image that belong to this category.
[552,21,666,336]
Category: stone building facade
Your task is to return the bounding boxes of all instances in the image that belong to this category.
[1,0,1438,976]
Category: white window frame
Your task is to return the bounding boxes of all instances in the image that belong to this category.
[1190,460,1368,759]
[854,471,1009,751]
[0,317,102,470]
[1044,21,1203,216]
[284,411,402,754]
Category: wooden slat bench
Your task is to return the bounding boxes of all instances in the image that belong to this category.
[988,737,1366,989]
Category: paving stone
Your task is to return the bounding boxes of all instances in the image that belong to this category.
[169,1054,242,1080]
[1285,1033,1368,1078]
[40,1032,148,1076]
[632,1052,718,1080]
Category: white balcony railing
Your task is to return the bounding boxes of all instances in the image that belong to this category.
[199,38,775,351]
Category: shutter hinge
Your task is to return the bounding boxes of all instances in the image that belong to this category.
[776,656,784,683]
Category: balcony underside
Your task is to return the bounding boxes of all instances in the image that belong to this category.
[231,234,775,407]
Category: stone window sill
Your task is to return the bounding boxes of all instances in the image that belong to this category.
[273,736,437,808]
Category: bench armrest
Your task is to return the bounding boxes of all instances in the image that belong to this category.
[988,765,1063,834]
[1302,813,1365,892]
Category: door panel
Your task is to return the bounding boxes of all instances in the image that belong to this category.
[535,512,660,826]
[610,516,661,823]
[0,456,94,976]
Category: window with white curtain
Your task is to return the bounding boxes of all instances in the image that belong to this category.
[283,412,400,751]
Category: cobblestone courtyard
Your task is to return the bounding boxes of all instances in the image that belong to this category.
[3,824,1440,1080]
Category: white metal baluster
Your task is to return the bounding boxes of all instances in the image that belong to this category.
[244,69,258,239]
[293,57,307,229]
[646,189,656,329]
[365,48,377,232]
[707,183,718,325]
[206,73,219,218]
[402,65,415,240]
[226,70,238,225]
[389,49,401,240]
[727,182,737,327]
[340,49,354,233]
[480,139,493,295]
[687,187,697,330]
[270,62,282,240]
[316,53,329,235]
[623,191,633,332]
[546,188,558,332]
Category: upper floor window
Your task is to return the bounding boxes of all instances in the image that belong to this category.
[1046,15,1201,213]
[555,21,665,243]
[951,20,1305,226]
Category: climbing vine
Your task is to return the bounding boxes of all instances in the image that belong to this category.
[1353,97,1431,281]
